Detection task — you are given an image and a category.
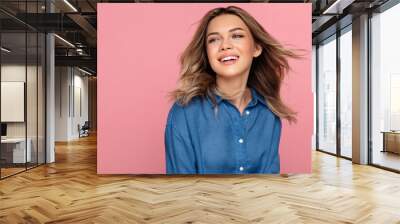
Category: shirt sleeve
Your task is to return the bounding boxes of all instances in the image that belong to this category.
[269,117,281,174]
[164,103,197,174]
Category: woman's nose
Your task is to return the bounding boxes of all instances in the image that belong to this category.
[220,39,233,51]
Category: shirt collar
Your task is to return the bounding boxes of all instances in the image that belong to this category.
[207,87,267,107]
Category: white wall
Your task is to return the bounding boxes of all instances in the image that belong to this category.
[1,65,26,131]
[55,67,89,141]
[55,66,69,141]
[72,72,89,138]
[1,65,41,137]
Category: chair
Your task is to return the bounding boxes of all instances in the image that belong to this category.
[79,121,90,138]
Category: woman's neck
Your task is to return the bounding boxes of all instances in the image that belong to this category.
[216,76,251,114]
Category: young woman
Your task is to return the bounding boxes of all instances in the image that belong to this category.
[165,6,298,174]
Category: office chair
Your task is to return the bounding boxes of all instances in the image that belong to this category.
[79,121,90,138]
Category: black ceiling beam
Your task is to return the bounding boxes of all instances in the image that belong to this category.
[4,13,84,32]
[55,47,97,57]
[86,0,97,12]
[55,55,96,69]
[312,14,352,44]
[102,0,214,1]
[0,18,27,31]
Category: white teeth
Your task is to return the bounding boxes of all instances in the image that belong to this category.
[221,56,238,62]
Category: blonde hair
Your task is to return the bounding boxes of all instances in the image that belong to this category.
[170,6,301,123]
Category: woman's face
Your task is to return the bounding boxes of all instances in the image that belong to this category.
[205,14,262,79]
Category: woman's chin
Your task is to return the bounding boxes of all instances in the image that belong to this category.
[216,72,243,79]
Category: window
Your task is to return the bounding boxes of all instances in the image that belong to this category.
[371,2,400,171]
[340,27,352,158]
[317,35,337,154]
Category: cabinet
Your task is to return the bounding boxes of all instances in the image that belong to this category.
[382,131,400,154]
[0,138,32,165]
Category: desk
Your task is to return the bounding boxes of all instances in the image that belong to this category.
[1,138,31,163]
[381,131,400,154]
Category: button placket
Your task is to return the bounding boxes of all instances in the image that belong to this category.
[237,120,246,173]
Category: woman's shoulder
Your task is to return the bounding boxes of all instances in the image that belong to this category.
[169,96,203,111]
[166,96,205,125]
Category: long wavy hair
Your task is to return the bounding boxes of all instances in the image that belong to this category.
[170,6,301,123]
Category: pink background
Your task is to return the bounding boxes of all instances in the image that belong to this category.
[97,3,312,174]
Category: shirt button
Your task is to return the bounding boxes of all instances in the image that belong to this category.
[238,138,244,144]
[239,166,244,171]
[245,110,250,115]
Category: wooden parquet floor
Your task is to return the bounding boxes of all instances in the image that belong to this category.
[1,133,400,224]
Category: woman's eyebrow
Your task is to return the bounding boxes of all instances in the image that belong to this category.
[206,27,245,37]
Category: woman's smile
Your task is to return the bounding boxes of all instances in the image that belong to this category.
[219,55,240,65]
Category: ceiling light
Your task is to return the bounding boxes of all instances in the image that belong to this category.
[54,34,75,48]
[323,0,341,14]
[1,47,11,53]
[63,0,78,12]
[322,0,355,15]
[78,67,93,76]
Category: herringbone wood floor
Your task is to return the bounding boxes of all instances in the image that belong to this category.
[1,133,400,224]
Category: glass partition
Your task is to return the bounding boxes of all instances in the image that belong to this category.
[38,32,45,165]
[27,30,38,169]
[1,30,28,177]
[317,35,337,155]
[0,1,46,179]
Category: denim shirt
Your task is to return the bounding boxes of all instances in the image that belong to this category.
[165,87,281,174]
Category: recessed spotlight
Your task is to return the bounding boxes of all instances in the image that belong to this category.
[78,67,93,76]
[1,47,11,53]
[63,0,78,12]
[54,34,75,48]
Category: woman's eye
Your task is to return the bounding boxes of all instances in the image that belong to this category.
[208,38,218,44]
[233,34,244,39]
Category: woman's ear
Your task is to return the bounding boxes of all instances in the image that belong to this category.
[253,43,262,58]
